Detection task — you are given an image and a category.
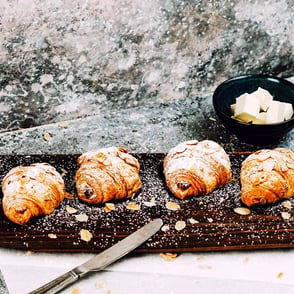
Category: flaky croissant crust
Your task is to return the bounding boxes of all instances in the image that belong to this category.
[163,140,232,199]
[240,148,294,206]
[2,163,65,225]
[75,146,141,203]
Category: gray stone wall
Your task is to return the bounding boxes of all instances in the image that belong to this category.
[0,0,293,131]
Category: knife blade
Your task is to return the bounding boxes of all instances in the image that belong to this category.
[28,218,163,294]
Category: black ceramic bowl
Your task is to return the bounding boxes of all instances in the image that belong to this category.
[213,74,294,145]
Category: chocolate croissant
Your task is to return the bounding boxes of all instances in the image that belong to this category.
[2,163,65,225]
[75,147,141,203]
[240,148,294,206]
[163,140,232,199]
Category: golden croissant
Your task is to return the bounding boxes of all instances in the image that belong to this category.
[240,148,294,206]
[2,163,65,225]
[75,147,141,203]
[163,140,232,199]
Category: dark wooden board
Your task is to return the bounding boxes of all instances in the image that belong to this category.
[0,153,294,253]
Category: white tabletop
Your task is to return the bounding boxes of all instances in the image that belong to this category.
[1,246,294,293]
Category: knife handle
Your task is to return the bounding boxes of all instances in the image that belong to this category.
[28,269,80,294]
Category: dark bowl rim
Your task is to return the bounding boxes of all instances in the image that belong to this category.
[212,74,294,127]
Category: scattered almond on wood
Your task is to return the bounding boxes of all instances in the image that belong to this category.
[48,233,57,239]
[66,205,77,214]
[233,207,251,216]
[175,220,186,231]
[80,229,93,242]
[104,203,116,212]
[75,214,89,222]
[165,201,180,211]
[126,203,140,211]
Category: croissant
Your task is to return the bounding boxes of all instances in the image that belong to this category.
[75,147,141,203]
[2,163,65,225]
[240,148,294,206]
[163,140,232,199]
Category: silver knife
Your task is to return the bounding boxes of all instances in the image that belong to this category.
[28,218,163,294]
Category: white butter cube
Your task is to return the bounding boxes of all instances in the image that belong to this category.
[280,102,293,121]
[230,103,236,114]
[234,93,260,122]
[266,101,284,123]
[252,112,267,124]
[251,87,273,111]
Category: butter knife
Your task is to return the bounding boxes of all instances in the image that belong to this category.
[28,218,163,294]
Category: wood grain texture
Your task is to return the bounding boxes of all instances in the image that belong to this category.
[0,153,294,253]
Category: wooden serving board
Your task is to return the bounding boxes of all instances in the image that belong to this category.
[0,153,294,253]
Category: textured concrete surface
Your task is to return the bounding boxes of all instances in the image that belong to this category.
[0,0,293,131]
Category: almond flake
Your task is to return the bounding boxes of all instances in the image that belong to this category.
[48,233,57,239]
[58,121,69,128]
[126,203,140,211]
[233,207,251,216]
[143,197,156,207]
[175,220,186,231]
[161,224,170,232]
[160,252,178,261]
[80,229,93,242]
[95,280,106,289]
[189,218,199,224]
[277,272,284,279]
[75,214,88,222]
[281,211,291,220]
[71,288,80,294]
[207,218,213,223]
[43,132,52,141]
[66,205,77,214]
[60,168,68,177]
[283,200,292,210]
[104,203,116,212]
[165,201,180,211]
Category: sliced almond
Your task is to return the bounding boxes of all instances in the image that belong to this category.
[143,197,156,207]
[66,205,77,214]
[161,224,170,232]
[188,218,199,224]
[165,201,180,211]
[43,132,52,141]
[75,214,88,222]
[48,233,57,239]
[80,229,93,242]
[126,203,140,211]
[175,220,186,231]
[281,211,291,220]
[58,121,69,128]
[233,207,251,216]
[160,252,178,261]
[283,200,292,210]
[104,203,116,213]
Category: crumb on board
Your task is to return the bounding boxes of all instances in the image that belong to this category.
[95,279,106,289]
